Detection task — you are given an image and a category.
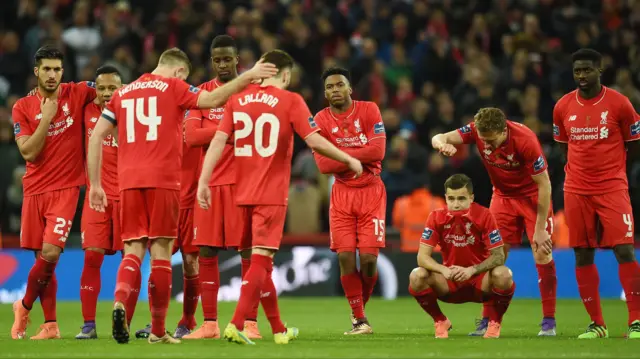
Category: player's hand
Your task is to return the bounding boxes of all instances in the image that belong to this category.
[452,266,475,282]
[347,157,363,178]
[197,183,211,210]
[89,186,107,212]
[533,229,553,255]
[435,143,457,157]
[247,58,279,81]
[441,267,453,280]
[40,97,58,121]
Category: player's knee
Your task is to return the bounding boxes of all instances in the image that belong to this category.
[613,244,636,264]
[182,253,199,276]
[338,251,357,274]
[574,248,596,267]
[149,238,173,260]
[409,267,430,291]
[199,246,218,258]
[490,266,513,289]
[253,247,276,258]
[86,247,106,255]
[41,244,62,262]
[359,253,377,276]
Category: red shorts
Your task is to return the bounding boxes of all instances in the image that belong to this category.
[329,178,386,254]
[564,190,634,248]
[439,272,488,304]
[120,188,179,242]
[172,208,198,254]
[193,184,245,250]
[81,195,122,254]
[490,194,554,245]
[20,187,80,250]
[241,205,287,250]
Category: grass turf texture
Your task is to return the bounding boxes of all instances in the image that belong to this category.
[2,298,639,358]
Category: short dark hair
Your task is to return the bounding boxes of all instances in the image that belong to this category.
[210,35,237,51]
[260,50,294,74]
[572,48,602,67]
[95,65,122,79]
[34,46,64,66]
[444,174,474,194]
[321,67,351,83]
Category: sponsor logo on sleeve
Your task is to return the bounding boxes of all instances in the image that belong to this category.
[459,124,472,134]
[533,155,546,172]
[631,121,640,136]
[374,121,385,134]
[308,116,317,128]
[188,85,200,94]
[13,123,20,136]
[421,228,434,241]
[86,81,95,88]
[489,229,502,245]
[553,124,560,136]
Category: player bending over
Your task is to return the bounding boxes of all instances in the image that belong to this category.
[553,48,640,339]
[312,67,386,335]
[11,46,96,340]
[197,50,363,345]
[409,174,515,339]
[76,66,124,339]
[88,48,277,344]
[432,107,556,336]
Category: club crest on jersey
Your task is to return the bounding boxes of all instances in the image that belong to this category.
[553,124,559,136]
[631,121,640,136]
[489,229,502,245]
[421,228,433,240]
[459,124,472,134]
[534,155,545,171]
[188,85,200,94]
[374,121,385,134]
[308,116,317,128]
[13,123,20,135]
[354,119,362,133]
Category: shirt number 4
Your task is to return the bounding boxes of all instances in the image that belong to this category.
[623,213,634,238]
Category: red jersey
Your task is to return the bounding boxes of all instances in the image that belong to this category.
[457,120,547,197]
[553,86,640,195]
[218,84,319,205]
[185,79,235,187]
[84,102,119,199]
[12,82,96,196]
[313,101,385,187]
[102,73,201,191]
[420,203,503,268]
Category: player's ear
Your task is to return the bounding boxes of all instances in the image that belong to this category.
[33,67,39,77]
[470,194,475,202]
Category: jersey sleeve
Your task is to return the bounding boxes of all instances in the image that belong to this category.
[482,212,504,250]
[456,122,476,144]
[520,135,548,176]
[618,95,640,142]
[74,81,97,105]
[101,95,119,125]
[420,212,441,247]
[290,94,320,139]
[12,102,33,139]
[218,101,234,136]
[364,103,386,141]
[552,102,568,143]
[173,78,202,110]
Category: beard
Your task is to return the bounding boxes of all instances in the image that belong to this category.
[39,78,61,93]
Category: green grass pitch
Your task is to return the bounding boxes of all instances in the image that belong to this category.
[2,298,639,358]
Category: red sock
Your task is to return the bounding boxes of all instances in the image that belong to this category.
[619,261,640,325]
[409,286,447,322]
[231,254,270,331]
[149,259,172,337]
[80,251,104,323]
[489,282,515,323]
[260,268,286,334]
[125,268,141,326]
[242,258,259,321]
[481,302,491,319]
[114,254,142,305]
[22,255,57,310]
[361,272,378,306]
[340,272,365,320]
[576,264,605,326]
[536,260,557,318]
[178,275,199,329]
[41,274,57,322]
[199,256,220,321]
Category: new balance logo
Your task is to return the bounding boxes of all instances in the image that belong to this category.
[202,281,216,285]
[260,292,271,298]
[569,115,576,121]
[241,281,249,285]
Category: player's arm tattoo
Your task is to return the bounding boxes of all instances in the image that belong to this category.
[472,247,505,274]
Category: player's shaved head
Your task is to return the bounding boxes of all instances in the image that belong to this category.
[572,48,602,96]
[474,108,506,134]
[445,174,474,195]
[95,65,123,106]
[572,48,602,68]
[158,47,192,79]
[210,35,237,52]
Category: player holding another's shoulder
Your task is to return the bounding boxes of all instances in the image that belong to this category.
[409,174,515,339]
[553,48,640,339]
[76,65,124,340]
[431,108,556,336]
[87,47,278,345]
[312,67,386,335]
[197,50,362,345]
[10,46,96,340]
